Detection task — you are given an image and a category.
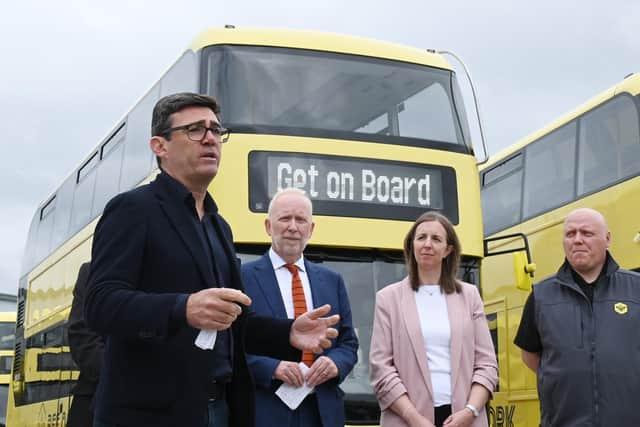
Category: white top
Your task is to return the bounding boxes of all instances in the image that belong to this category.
[268,248,314,319]
[414,284,451,406]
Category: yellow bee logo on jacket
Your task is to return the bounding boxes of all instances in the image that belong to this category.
[614,302,628,315]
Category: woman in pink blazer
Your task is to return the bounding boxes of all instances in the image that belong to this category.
[370,212,497,427]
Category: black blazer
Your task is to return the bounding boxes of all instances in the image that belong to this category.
[85,172,298,427]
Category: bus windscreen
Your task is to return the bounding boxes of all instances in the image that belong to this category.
[204,45,471,150]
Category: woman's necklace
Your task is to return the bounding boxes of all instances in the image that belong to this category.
[422,284,439,296]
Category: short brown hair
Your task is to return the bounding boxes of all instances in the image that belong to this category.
[403,211,462,293]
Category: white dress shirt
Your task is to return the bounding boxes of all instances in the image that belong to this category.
[268,248,314,319]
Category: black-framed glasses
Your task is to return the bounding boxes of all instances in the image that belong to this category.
[162,122,231,143]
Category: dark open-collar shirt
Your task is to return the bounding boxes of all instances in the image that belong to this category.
[160,170,233,381]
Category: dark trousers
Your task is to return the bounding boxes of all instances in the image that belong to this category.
[289,394,322,427]
[94,400,230,427]
[207,398,229,427]
[434,404,452,427]
[68,394,94,427]
[94,419,117,427]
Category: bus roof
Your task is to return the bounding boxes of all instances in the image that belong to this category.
[190,26,454,71]
[483,72,640,169]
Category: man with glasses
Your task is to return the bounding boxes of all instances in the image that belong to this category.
[85,92,340,427]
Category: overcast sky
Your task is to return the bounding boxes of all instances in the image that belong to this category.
[1,0,638,296]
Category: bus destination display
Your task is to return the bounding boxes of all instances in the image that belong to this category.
[248,151,458,222]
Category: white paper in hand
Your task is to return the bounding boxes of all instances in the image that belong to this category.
[275,362,315,410]
[195,329,217,350]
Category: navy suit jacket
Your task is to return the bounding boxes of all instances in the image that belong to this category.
[242,253,358,427]
[84,172,299,427]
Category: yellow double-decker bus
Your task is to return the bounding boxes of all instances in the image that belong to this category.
[0,311,16,427]
[9,26,486,425]
[480,73,640,426]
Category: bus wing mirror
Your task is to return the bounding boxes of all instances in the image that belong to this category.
[484,232,536,292]
[513,251,536,291]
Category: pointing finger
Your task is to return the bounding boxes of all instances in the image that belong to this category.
[323,314,340,327]
[305,304,331,319]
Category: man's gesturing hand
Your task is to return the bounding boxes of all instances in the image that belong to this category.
[186,288,252,330]
[289,304,339,353]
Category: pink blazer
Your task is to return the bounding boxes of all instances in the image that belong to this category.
[369,278,497,427]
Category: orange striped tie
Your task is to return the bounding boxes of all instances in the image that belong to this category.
[284,263,315,367]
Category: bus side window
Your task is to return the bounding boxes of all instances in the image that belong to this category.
[160,51,198,97]
[92,123,126,218]
[522,122,576,218]
[70,152,99,234]
[481,154,523,235]
[120,85,159,191]
[50,178,74,252]
[578,95,640,195]
[34,196,56,263]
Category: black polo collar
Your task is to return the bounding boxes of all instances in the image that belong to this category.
[157,169,219,217]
